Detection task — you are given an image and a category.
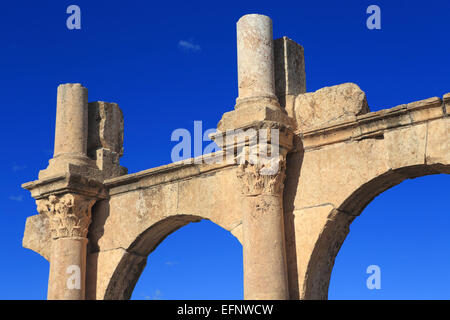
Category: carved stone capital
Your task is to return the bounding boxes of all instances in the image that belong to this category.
[36,193,96,239]
[237,156,286,196]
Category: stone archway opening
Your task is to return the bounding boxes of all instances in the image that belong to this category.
[130,219,243,300]
[99,215,243,300]
[328,174,450,299]
[300,165,450,300]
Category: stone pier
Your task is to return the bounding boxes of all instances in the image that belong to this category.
[238,154,290,299]
[221,14,293,299]
[23,83,124,299]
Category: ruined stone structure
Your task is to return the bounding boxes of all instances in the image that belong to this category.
[22,14,449,300]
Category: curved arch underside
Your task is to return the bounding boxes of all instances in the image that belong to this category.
[86,163,244,300]
[102,214,204,300]
[284,115,449,299]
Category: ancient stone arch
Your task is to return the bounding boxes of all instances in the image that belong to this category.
[284,112,449,299]
[22,14,449,300]
[86,160,244,300]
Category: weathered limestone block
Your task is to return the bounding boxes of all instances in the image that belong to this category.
[217,104,294,132]
[274,37,305,97]
[294,138,389,210]
[22,214,51,260]
[177,168,243,232]
[291,206,353,300]
[86,248,147,300]
[384,123,427,170]
[426,118,450,170]
[93,148,127,178]
[407,97,443,123]
[230,223,243,243]
[274,36,306,114]
[284,204,334,299]
[293,83,369,132]
[88,101,124,155]
[90,192,143,252]
[444,93,450,115]
[88,101,127,178]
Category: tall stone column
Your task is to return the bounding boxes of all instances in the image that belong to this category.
[213,13,295,299]
[37,194,95,300]
[45,83,94,172]
[23,83,123,300]
[236,14,280,110]
[237,156,289,300]
[233,14,291,299]
[39,83,96,180]
[54,83,88,157]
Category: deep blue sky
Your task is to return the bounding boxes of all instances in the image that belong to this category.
[0,0,449,299]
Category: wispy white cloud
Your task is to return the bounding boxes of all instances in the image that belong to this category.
[153,289,162,300]
[178,40,201,52]
[165,261,178,266]
[12,164,27,172]
[9,195,23,202]
[144,289,162,300]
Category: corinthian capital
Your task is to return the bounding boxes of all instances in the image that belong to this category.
[36,194,96,239]
[237,156,286,196]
